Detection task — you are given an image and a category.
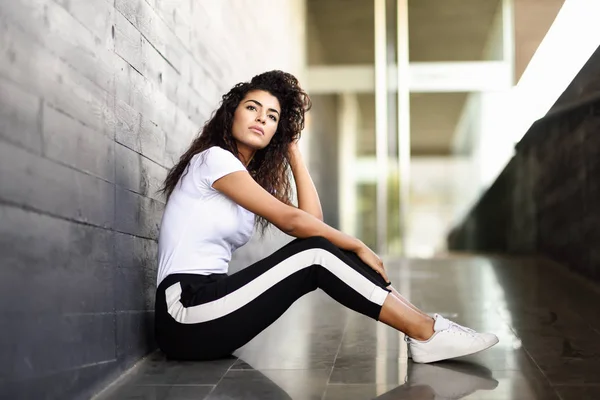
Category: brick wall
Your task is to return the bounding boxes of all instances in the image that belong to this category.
[448,45,600,283]
[0,1,304,399]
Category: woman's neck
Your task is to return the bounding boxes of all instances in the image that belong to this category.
[236,143,255,167]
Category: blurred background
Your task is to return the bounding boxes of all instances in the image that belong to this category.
[2,0,600,399]
[297,0,562,258]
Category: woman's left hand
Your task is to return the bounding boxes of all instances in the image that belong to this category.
[288,140,299,154]
[288,141,301,162]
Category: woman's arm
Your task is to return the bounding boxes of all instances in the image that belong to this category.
[288,143,323,221]
[212,170,388,281]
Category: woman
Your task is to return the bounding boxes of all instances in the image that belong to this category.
[155,70,498,364]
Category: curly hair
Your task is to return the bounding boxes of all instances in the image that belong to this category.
[160,70,312,235]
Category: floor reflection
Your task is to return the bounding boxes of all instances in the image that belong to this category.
[95,255,600,399]
[373,360,498,400]
[209,358,499,400]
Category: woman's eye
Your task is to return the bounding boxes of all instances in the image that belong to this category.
[269,115,277,122]
[246,105,256,111]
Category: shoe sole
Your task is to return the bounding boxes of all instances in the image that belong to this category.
[411,336,499,364]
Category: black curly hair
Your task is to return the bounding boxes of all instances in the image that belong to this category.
[160,70,312,234]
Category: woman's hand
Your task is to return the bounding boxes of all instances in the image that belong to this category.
[355,244,390,283]
[288,140,300,157]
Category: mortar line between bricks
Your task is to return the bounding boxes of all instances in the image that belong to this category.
[0,358,118,387]
[0,199,158,242]
[0,8,114,96]
[113,8,180,75]
[115,52,144,78]
[45,103,114,142]
[127,0,221,83]
[0,136,168,203]
[114,139,170,170]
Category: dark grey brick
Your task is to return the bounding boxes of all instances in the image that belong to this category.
[115,265,157,312]
[0,359,119,400]
[43,103,115,182]
[115,186,163,239]
[115,0,184,73]
[115,98,167,165]
[115,231,158,270]
[114,10,143,74]
[115,142,168,201]
[115,311,155,367]
[0,141,115,228]
[0,205,115,315]
[59,0,116,50]
[0,76,42,153]
[0,0,115,96]
[1,313,116,381]
[140,32,174,89]
[115,142,142,192]
[113,60,147,113]
[114,232,157,312]
[172,82,210,128]
[113,57,181,138]
[0,17,114,136]
[164,112,197,167]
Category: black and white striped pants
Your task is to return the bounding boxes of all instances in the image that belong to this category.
[155,236,392,360]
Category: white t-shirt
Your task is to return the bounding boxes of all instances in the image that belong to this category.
[156,146,255,285]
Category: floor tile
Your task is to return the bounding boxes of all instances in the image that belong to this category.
[206,369,328,400]
[554,385,600,400]
[96,384,214,400]
[322,384,400,400]
[116,353,237,385]
[329,355,408,385]
[531,356,600,385]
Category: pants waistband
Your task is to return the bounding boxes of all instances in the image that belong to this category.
[159,273,228,291]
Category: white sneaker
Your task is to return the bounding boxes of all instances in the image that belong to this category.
[406,314,499,364]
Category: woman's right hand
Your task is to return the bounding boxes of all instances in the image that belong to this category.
[355,244,390,284]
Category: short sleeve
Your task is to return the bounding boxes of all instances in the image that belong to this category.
[195,146,247,189]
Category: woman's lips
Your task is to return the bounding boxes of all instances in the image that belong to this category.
[249,127,264,135]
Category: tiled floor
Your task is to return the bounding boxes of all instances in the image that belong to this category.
[95,255,600,399]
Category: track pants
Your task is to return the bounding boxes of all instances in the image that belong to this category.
[154,236,392,361]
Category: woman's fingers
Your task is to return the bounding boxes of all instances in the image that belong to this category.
[375,258,389,282]
[356,245,390,284]
[372,262,390,283]
[379,267,390,283]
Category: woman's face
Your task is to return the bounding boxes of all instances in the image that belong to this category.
[231,90,281,151]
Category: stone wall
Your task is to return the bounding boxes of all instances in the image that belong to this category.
[0,1,304,399]
[448,45,600,283]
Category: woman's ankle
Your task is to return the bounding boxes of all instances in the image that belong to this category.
[411,320,435,341]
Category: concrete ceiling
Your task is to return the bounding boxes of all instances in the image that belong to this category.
[307,0,501,155]
[307,0,501,64]
[355,93,468,156]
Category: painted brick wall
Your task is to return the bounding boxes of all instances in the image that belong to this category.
[0,1,305,399]
[448,45,600,283]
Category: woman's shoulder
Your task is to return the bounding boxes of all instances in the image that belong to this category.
[198,146,233,157]
[196,146,240,165]
[192,146,246,181]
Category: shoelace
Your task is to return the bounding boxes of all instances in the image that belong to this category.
[447,320,477,336]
